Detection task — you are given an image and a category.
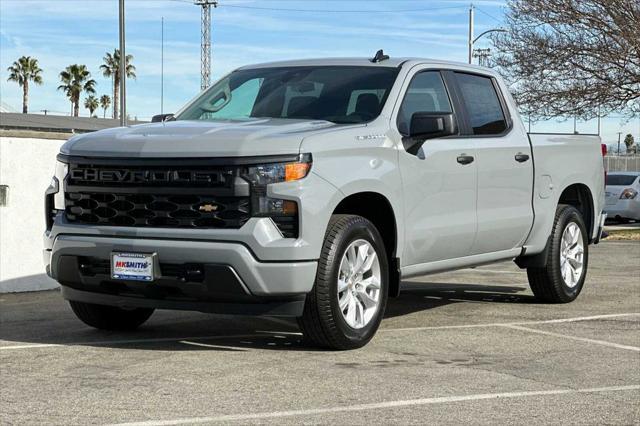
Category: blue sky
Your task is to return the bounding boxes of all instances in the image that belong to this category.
[0,0,637,146]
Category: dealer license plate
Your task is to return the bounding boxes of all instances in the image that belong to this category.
[111,252,155,282]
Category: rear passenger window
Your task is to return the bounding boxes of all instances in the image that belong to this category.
[455,73,507,135]
[397,71,452,135]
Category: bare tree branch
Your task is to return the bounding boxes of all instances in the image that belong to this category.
[492,0,640,120]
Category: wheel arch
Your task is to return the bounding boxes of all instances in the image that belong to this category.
[558,183,595,241]
[332,191,401,297]
[516,182,595,269]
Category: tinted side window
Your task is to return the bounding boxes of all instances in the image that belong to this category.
[455,73,507,135]
[397,71,452,135]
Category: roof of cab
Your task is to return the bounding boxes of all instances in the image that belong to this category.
[237,57,491,72]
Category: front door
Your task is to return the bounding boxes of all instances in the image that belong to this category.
[393,70,478,266]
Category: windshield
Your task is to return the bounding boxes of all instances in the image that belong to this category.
[606,174,639,186]
[175,66,400,124]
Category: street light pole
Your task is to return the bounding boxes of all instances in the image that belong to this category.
[468,4,474,64]
[119,0,126,126]
[471,29,507,66]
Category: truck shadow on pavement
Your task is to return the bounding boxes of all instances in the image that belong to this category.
[1,281,537,352]
[385,281,536,319]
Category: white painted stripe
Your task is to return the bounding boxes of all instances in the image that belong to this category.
[501,324,640,352]
[2,313,637,351]
[526,313,640,325]
[179,340,248,351]
[379,313,640,333]
[111,385,640,426]
[0,334,263,351]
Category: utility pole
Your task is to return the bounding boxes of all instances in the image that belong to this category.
[160,16,164,114]
[468,4,474,64]
[617,132,622,155]
[194,0,218,91]
[119,0,126,126]
[473,48,491,67]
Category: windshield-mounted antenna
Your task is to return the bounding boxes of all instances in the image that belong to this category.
[370,49,389,63]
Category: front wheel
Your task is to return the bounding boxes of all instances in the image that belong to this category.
[69,301,154,330]
[527,205,589,303]
[298,215,388,350]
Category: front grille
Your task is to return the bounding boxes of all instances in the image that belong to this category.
[65,192,250,228]
[61,158,300,237]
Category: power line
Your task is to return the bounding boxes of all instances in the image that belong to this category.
[475,6,503,24]
[171,0,466,13]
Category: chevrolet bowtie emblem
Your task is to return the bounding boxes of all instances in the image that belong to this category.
[198,203,218,213]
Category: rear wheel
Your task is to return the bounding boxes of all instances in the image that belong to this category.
[298,215,388,350]
[527,205,589,303]
[69,301,154,330]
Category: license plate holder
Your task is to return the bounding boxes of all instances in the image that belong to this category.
[111,252,156,282]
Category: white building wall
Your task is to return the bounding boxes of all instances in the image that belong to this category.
[0,137,66,292]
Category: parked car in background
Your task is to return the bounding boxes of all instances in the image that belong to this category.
[604,172,640,222]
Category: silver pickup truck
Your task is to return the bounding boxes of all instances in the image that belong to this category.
[44,55,606,349]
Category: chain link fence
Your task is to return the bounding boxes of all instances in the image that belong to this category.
[605,156,640,172]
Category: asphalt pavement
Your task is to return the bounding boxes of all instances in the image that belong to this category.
[1,240,639,425]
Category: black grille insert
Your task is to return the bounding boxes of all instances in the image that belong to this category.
[65,192,250,228]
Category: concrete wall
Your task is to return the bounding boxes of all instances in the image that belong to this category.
[0,137,66,292]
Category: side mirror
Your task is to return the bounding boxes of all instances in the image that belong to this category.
[152,113,174,123]
[403,112,457,155]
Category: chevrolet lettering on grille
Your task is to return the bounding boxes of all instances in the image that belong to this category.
[70,168,223,184]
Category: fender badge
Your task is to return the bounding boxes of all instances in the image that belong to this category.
[356,134,386,141]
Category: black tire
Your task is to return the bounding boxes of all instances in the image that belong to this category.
[527,204,589,303]
[69,301,154,330]
[298,214,389,350]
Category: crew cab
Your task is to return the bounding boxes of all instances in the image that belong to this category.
[44,54,606,349]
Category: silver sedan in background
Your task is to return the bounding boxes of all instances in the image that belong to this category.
[604,172,640,222]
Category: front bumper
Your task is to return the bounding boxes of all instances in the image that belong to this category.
[44,219,318,317]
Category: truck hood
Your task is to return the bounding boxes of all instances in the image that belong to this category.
[61,118,338,158]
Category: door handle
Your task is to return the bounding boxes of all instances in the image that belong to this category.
[515,153,530,163]
[456,155,474,165]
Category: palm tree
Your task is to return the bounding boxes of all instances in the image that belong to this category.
[84,95,99,117]
[6,56,44,113]
[58,64,96,117]
[100,49,136,119]
[99,94,111,118]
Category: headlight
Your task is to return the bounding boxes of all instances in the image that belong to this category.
[242,154,311,237]
[620,188,637,200]
[52,161,68,209]
[45,160,68,229]
[244,154,311,186]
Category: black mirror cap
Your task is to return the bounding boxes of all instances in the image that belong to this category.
[152,113,174,123]
[404,112,457,155]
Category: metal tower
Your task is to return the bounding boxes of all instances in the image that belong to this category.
[194,0,217,91]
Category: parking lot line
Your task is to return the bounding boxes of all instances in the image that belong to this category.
[111,385,640,426]
[0,334,264,351]
[500,324,640,352]
[2,313,637,352]
[179,340,249,351]
[380,313,640,333]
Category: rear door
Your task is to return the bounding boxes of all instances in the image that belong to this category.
[451,72,534,254]
[394,69,478,265]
